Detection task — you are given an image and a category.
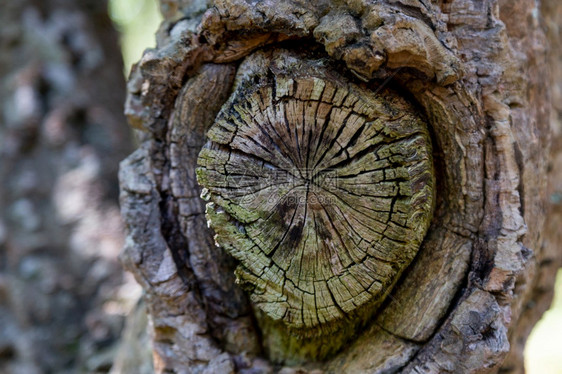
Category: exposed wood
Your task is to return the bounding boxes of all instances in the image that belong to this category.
[196,49,434,361]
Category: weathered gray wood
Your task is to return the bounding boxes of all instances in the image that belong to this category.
[119,0,562,372]
[196,49,434,360]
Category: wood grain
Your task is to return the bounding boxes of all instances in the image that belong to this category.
[196,52,434,350]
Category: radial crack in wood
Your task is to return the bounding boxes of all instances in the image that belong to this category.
[196,50,435,360]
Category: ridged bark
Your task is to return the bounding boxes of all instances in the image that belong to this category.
[119,1,562,372]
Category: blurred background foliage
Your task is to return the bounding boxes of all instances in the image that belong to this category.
[106,1,562,372]
[525,271,562,373]
[108,0,162,76]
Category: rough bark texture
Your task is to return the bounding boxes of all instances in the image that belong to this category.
[0,1,135,373]
[120,0,562,373]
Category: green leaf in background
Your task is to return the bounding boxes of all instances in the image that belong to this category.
[108,0,162,76]
[525,270,562,374]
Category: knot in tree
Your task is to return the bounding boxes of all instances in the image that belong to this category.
[196,51,435,356]
[119,1,560,371]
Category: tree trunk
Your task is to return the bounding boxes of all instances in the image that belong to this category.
[0,1,134,373]
[120,0,562,372]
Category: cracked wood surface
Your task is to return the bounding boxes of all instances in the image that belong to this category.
[196,50,434,354]
[118,0,562,372]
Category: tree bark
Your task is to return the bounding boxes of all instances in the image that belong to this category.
[120,0,562,373]
[0,1,134,373]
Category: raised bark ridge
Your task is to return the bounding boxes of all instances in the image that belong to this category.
[196,51,434,343]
